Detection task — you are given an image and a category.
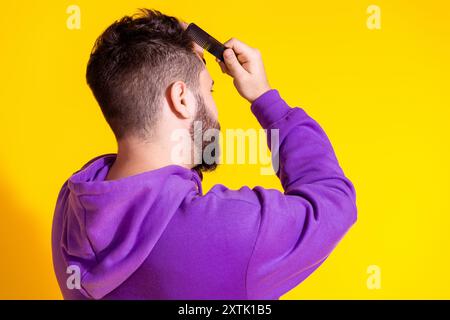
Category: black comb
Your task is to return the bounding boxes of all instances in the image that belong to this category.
[184,23,227,62]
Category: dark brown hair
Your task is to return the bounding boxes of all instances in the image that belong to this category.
[86,8,204,139]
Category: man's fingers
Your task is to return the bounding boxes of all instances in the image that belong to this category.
[223,48,245,78]
[218,37,270,103]
[180,20,189,30]
[216,59,229,74]
[223,37,253,57]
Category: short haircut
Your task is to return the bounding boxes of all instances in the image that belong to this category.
[86,8,204,139]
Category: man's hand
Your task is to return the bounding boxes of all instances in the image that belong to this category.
[217,38,272,104]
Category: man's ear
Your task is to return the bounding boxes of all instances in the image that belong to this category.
[167,81,194,119]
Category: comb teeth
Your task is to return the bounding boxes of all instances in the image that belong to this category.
[184,23,226,62]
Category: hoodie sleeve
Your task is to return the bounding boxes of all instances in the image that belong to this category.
[242,89,357,299]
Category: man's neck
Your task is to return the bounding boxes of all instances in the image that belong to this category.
[105,138,191,181]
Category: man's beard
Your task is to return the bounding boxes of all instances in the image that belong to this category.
[190,93,221,177]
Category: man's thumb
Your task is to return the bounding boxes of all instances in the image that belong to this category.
[223,48,244,77]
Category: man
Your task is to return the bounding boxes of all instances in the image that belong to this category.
[52,8,357,300]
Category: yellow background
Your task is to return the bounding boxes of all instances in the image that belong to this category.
[0,0,449,299]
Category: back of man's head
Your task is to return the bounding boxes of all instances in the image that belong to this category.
[86,8,204,140]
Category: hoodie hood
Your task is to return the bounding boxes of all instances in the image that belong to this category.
[55,154,202,299]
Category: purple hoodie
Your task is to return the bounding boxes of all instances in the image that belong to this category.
[52,89,357,300]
